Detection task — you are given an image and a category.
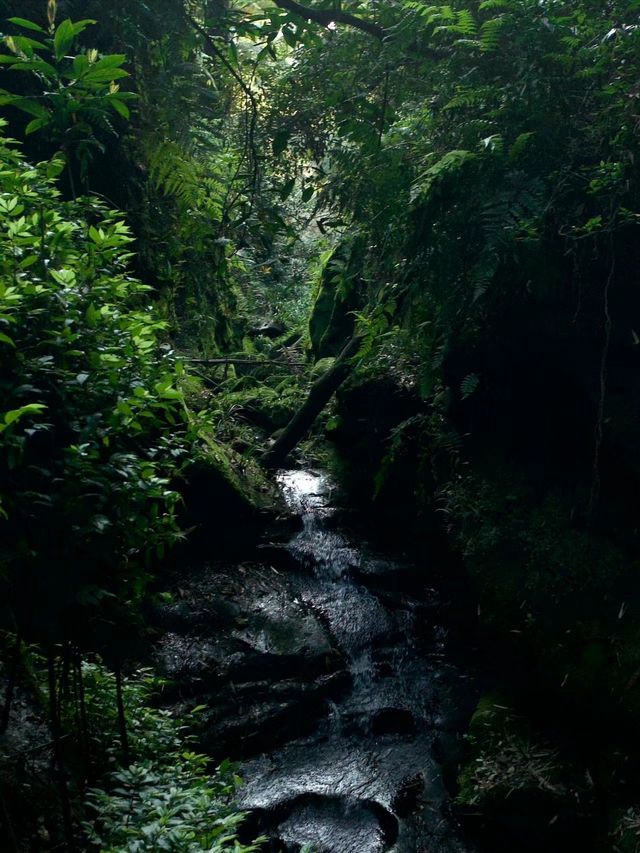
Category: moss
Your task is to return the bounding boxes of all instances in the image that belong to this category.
[223,385,305,433]
[308,238,365,359]
[311,356,336,377]
[179,430,282,546]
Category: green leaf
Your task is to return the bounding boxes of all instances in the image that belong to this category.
[82,66,129,84]
[7,17,46,33]
[3,403,47,426]
[7,98,49,118]
[46,155,66,178]
[282,25,298,48]
[50,268,76,285]
[6,35,46,54]
[280,177,296,200]
[25,116,50,135]
[8,59,58,77]
[107,96,130,119]
[53,18,96,60]
[0,332,15,347]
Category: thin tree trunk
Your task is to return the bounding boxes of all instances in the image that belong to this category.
[47,651,75,852]
[114,664,130,767]
[262,337,360,469]
[0,789,19,853]
[72,652,89,775]
[0,633,21,735]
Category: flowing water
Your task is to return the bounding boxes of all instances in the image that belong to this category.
[235,470,478,853]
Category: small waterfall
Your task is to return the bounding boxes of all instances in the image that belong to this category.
[235,469,476,852]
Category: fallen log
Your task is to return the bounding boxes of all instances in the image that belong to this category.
[262,336,360,469]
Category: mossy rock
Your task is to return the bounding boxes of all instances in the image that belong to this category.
[311,357,336,378]
[179,433,282,545]
[225,386,304,433]
[308,237,365,359]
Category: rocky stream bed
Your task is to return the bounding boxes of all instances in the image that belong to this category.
[154,470,479,852]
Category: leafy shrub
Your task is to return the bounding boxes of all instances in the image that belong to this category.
[73,664,181,763]
[611,807,640,853]
[0,11,136,186]
[80,665,264,853]
[0,122,188,650]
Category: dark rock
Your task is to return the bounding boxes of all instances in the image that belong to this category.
[199,696,322,759]
[392,772,425,818]
[371,707,417,737]
[249,321,286,339]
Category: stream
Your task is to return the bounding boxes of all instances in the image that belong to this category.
[156,469,478,852]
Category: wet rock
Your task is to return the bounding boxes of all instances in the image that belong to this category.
[277,795,398,853]
[195,672,352,760]
[255,543,306,573]
[371,708,417,737]
[178,440,282,554]
[155,467,478,852]
[152,596,240,635]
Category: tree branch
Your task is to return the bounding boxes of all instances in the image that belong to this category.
[272,0,385,40]
[271,0,444,59]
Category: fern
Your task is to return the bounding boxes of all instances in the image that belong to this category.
[411,149,477,201]
[402,3,454,24]
[456,9,478,36]
[480,17,506,52]
[468,172,545,302]
[461,373,480,399]
[147,140,200,204]
[444,86,493,111]
[508,132,535,163]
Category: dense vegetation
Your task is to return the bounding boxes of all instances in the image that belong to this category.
[2,0,640,850]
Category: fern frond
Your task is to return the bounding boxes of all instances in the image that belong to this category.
[147,141,201,206]
[411,149,476,201]
[480,16,506,51]
[508,132,535,163]
[456,9,477,36]
[444,86,492,111]
[479,0,510,10]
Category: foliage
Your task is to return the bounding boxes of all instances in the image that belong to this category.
[79,665,264,853]
[457,697,568,807]
[74,664,182,761]
[0,8,135,187]
[612,807,640,853]
[87,757,262,853]
[440,471,622,623]
[0,123,187,648]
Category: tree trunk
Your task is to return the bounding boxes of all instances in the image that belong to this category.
[114,664,130,767]
[47,651,75,852]
[0,633,21,735]
[262,337,360,469]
